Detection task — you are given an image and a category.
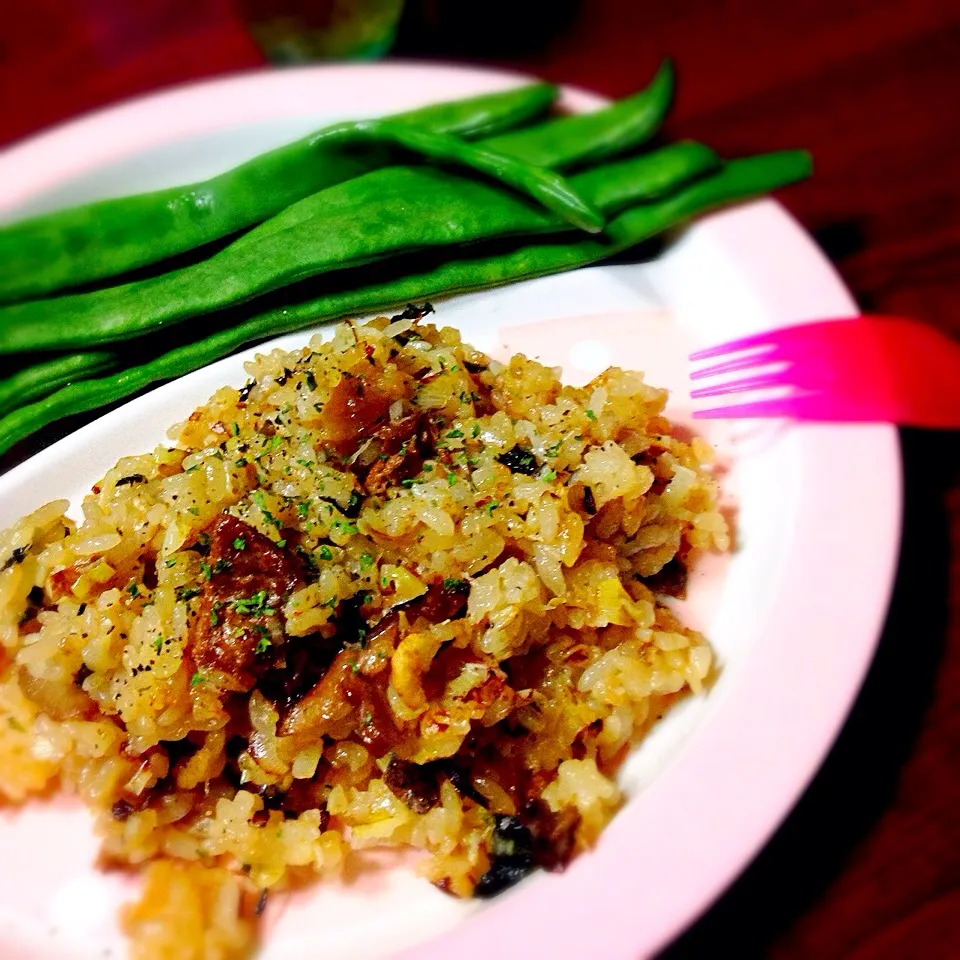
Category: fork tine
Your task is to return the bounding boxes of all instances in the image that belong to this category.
[688,328,780,361]
[692,397,805,419]
[689,316,866,363]
[690,372,785,399]
[689,349,777,380]
[692,394,886,422]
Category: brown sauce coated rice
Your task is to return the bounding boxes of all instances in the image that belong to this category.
[0,314,728,958]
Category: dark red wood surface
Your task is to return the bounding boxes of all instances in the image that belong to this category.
[1,2,958,957]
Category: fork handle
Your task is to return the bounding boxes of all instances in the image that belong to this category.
[874,317,960,426]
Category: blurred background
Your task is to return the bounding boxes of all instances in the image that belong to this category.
[0,2,958,958]
[2,1,957,324]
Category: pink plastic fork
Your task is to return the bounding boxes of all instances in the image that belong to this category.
[689,316,960,427]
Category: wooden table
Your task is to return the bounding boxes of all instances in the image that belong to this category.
[1,2,958,957]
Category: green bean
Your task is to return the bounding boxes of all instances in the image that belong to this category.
[0,141,713,354]
[484,59,673,169]
[0,151,811,458]
[245,60,675,250]
[390,82,556,138]
[2,112,692,359]
[0,79,685,418]
[574,140,718,212]
[0,61,675,306]
[0,142,714,423]
[214,139,713,252]
[246,68,677,246]
[0,129,606,355]
[335,120,605,233]
[0,83,558,304]
[0,352,116,420]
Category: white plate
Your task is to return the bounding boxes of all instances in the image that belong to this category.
[0,64,900,960]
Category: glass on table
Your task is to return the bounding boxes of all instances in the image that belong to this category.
[233,0,405,62]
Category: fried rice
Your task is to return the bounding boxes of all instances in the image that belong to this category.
[0,310,728,959]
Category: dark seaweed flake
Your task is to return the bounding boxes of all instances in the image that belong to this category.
[495,445,539,476]
[2,545,28,571]
[475,814,536,897]
[255,890,269,916]
[74,664,93,688]
[391,302,434,323]
[316,491,363,520]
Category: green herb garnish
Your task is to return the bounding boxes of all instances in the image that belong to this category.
[251,490,282,529]
[233,590,269,616]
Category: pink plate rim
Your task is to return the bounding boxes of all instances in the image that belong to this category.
[0,62,901,960]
